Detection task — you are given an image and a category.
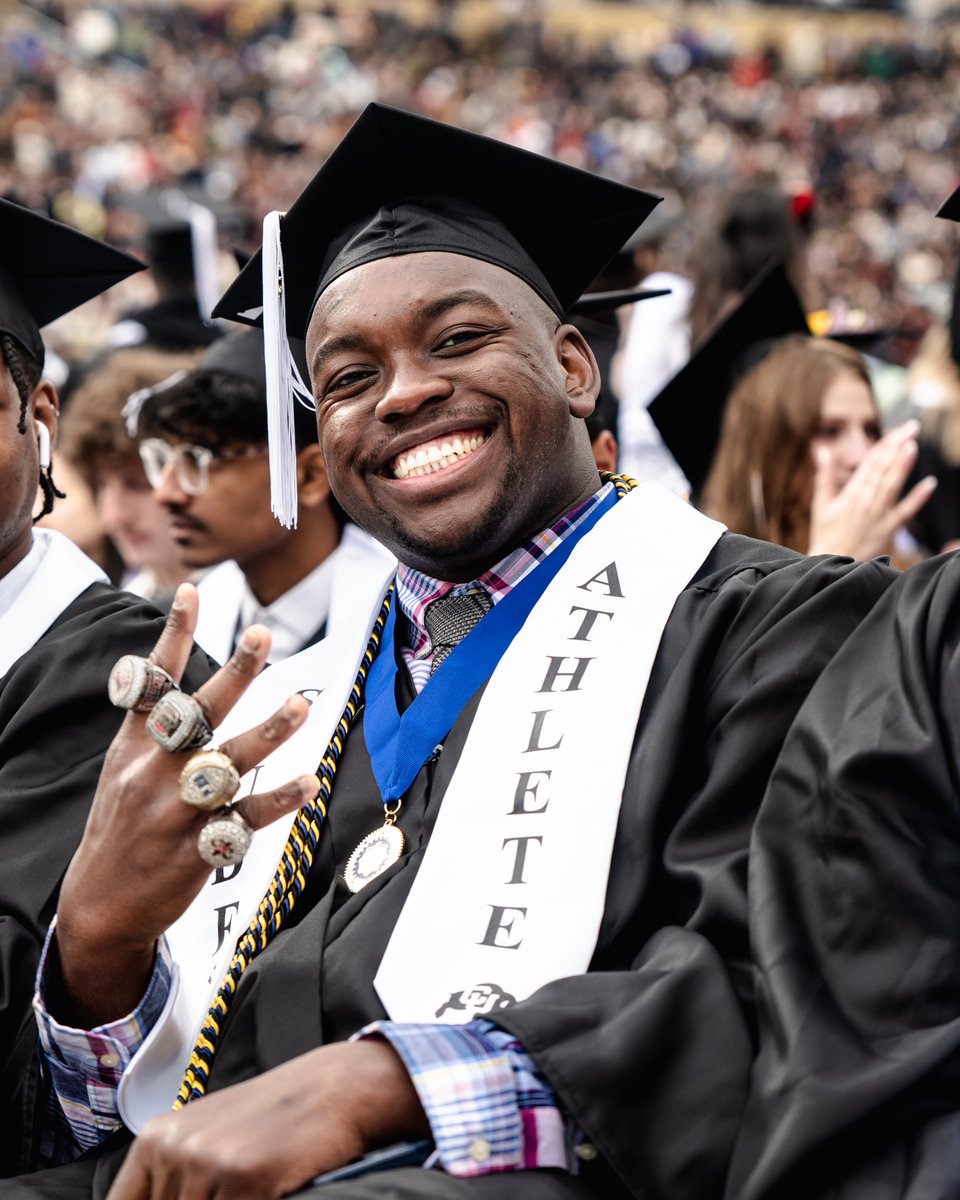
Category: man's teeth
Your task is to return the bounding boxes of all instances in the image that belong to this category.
[393,433,487,479]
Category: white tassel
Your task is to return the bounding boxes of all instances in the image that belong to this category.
[186,202,219,322]
[261,211,314,529]
[161,189,220,323]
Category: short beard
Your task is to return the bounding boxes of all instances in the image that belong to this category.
[377,457,526,581]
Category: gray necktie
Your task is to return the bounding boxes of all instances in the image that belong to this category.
[424,589,493,673]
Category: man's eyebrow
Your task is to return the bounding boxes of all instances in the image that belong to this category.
[420,290,504,321]
[310,334,367,376]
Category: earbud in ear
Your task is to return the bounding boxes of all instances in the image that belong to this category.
[37,422,51,470]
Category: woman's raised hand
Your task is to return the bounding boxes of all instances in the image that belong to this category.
[808,419,937,561]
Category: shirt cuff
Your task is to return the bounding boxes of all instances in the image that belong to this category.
[34,925,173,1152]
[354,1019,567,1177]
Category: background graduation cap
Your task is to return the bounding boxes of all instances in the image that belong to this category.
[647,260,810,499]
[567,287,671,317]
[125,327,312,443]
[213,101,662,527]
[568,286,672,450]
[109,186,249,324]
[936,182,960,368]
[0,196,144,368]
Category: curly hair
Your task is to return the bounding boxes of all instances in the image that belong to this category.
[137,368,319,453]
[59,347,202,490]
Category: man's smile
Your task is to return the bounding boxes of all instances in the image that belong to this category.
[387,426,490,480]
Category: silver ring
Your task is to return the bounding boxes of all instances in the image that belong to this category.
[146,690,213,753]
[197,808,253,868]
[179,749,241,811]
[108,655,178,713]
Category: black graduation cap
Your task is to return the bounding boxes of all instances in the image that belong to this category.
[567,287,671,317]
[0,196,144,367]
[212,102,661,529]
[214,102,661,337]
[195,327,309,389]
[108,187,240,322]
[936,183,960,223]
[935,187,960,367]
[125,327,311,437]
[647,261,809,497]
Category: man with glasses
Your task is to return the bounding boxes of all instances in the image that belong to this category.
[133,328,393,663]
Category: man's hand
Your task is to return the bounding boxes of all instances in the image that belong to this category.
[106,1040,430,1200]
[808,419,937,560]
[52,584,318,1027]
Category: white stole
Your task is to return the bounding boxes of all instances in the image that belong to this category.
[119,534,396,1130]
[119,483,723,1126]
[374,483,724,1020]
[192,560,245,664]
[192,525,391,664]
[0,529,107,679]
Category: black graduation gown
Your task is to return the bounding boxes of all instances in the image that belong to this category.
[0,583,215,1176]
[1,537,893,1198]
[726,551,960,1200]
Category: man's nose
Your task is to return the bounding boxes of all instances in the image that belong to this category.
[374,358,454,422]
[153,460,190,507]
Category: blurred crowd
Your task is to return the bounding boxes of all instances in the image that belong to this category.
[2,1,960,360]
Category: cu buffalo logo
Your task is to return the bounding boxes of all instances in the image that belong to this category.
[435,982,517,1020]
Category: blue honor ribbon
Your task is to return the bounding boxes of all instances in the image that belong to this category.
[362,487,618,804]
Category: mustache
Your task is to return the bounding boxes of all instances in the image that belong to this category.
[165,506,208,533]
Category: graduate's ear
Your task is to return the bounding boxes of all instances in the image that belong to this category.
[591,429,619,474]
[295,443,332,509]
[29,379,59,456]
[556,324,599,419]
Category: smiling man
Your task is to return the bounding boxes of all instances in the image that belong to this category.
[2,108,906,1199]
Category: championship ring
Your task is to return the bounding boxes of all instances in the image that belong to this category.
[108,655,178,713]
[146,690,213,753]
[197,808,253,868]
[179,749,241,811]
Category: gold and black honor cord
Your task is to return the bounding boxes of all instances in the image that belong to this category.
[175,587,394,1106]
[174,474,637,1106]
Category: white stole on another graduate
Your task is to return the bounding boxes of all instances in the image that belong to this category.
[119,483,723,1127]
[193,525,390,665]
[119,533,396,1131]
[0,529,107,679]
[192,559,246,664]
[373,483,724,1022]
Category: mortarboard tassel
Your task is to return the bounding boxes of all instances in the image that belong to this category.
[186,201,220,323]
[261,210,315,529]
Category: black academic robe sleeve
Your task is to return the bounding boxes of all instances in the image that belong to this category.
[726,552,960,1200]
[489,539,896,1200]
[0,583,215,1176]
